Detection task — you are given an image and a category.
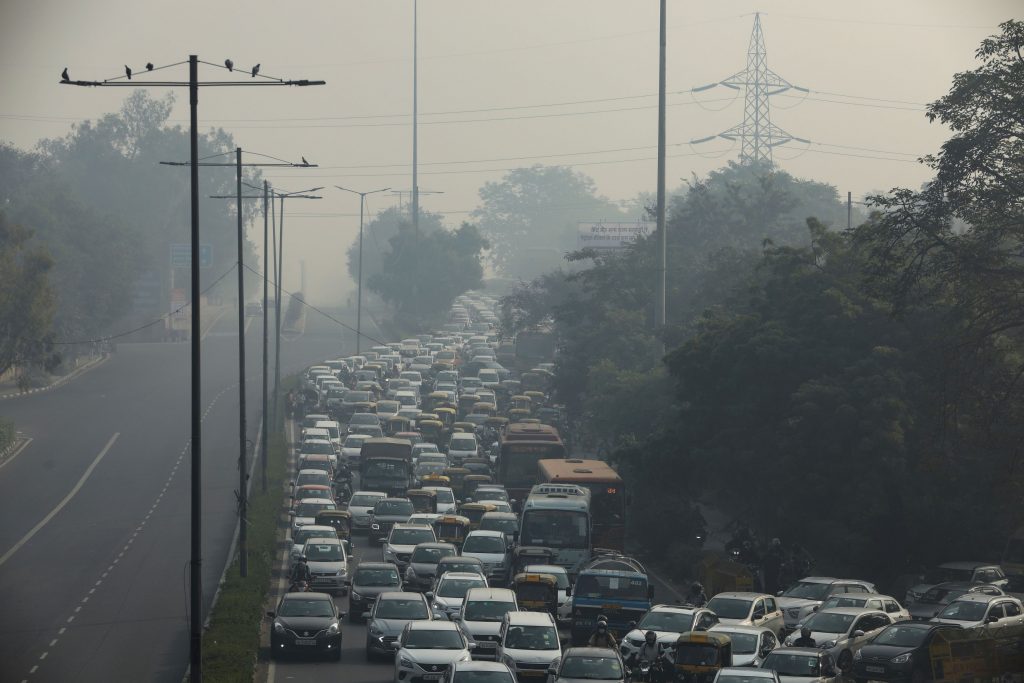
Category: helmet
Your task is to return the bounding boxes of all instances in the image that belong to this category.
[772,537,781,546]
[597,623,607,633]
[800,626,811,638]
[597,614,609,624]
[645,630,657,645]
[690,582,703,593]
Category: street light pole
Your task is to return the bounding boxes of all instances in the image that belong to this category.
[234,147,247,577]
[336,186,390,354]
[261,180,269,493]
[655,0,667,355]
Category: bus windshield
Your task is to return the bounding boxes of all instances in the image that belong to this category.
[500,444,565,486]
[520,509,589,549]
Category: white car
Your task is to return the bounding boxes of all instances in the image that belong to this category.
[930,593,1024,629]
[759,648,840,683]
[619,605,719,662]
[392,618,473,678]
[313,420,343,453]
[709,624,779,667]
[424,486,457,514]
[495,611,562,679]
[297,438,337,468]
[302,537,349,595]
[800,593,909,627]
[776,577,876,631]
[783,607,891,672]
[342,434,372,465]
[384,524,438,570]
[429,572,489,620]
[412,442,441,462]
[290,497,336,535]
[290,524,337,562]
[348,490,387,531]
[460,530,510,583]
[522,564,572,624]
[706,592,785,636]
[455,587,518,660]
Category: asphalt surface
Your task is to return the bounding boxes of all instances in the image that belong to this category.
[0,304,366,683]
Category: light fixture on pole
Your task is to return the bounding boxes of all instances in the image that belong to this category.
[335,186,390,354]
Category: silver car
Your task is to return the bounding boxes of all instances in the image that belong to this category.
[705,592,785,637]
[776,577,876,631]
[347,490,387,531]
[429,571,489,620]
[455,587,518,660]
[364,591,435,660]
[301,538,349,595]
[783,607,891,672]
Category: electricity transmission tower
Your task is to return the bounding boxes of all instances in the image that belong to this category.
[691,13,808,164]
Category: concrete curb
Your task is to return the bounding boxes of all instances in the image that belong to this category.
[0,353,110,401]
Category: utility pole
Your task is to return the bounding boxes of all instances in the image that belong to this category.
[654,0,667,348]
[847,191,852,230]
[64,56,323,682]
[412,0,419,240]
[336,186,390,354]
[261,181,269,493]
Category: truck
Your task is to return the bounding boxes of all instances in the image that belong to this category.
[359,437,414,498]
[569,553,654,646]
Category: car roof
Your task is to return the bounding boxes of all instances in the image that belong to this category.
[414,541,457,551]
[379,591,426,600]
[345,434,373,440]
[295,498,336,505]
[440,571,488,581]
[303,537,342,546]
[392,523,434,530]
[467,529,506,539]
[356,562,398,570]
[524,564,568,575]
[296,469,330,475]
[795,576,841,584]
[709,624,774,636]
[949,593,1005,604]
[648,604,699,614]
[465,587,516,601]
[938,561,997,570]
[823,592,897,602]
[451,660,514,672]
[293,525,335,533]
[351,490,387,497]
[482,512,519,520]
[506,610,555,625]
[814,607,884,616]
[563,646,621,658]
[716,667,777,678]
[712,592,773,600]
[768,647,822,656]
[439,555,484,564]
[408,619,460,631]
[282,591,333,601]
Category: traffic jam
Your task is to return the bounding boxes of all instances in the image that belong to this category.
[271,293,1024,683]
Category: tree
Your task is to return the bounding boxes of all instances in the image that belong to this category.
[346,206,444,295]
[473,165,626,279]
[0,213,59,378]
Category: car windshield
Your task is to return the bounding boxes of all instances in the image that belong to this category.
[926,567,975,584]
[344,437,366,448]
[305,543,343,561]
[720,632,758,654]
[302,441,334,454]
[638,610,693,633]
[438,577,486,598]
[431,489,455,504]
[416,463,446,476]
[296,501,335,517]
[938,600,988,621]
[920,587,961,604]
[873,624,930,647]
[279,597,335,618]
[376,500,414,516]
[782,582,831,601]
[451,438,476,450]
[559,655,623,680]
[346,393,372,403]
[706,597,752,620]
[294,529,334,545]
[821,596,867,610]
[762,652,820,676]
[404,629,464,650]
[376,598,428,619]
[804,612,855,634]
[391,528,435,545]
[355,568,400,586]
[411,547,452,563]
[504,625,558,650]
[297,473,330,486]
[463,536,505,553]
[454,598,508,621]
[520,509,588,549]
[350,494,383,507]
[477,489,508,502]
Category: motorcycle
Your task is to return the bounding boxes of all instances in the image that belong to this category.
[288,579,311,593]
[631,658,653,682]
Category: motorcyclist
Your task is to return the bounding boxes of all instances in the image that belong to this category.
[587,616,618,649]
[290,555,312,589]
[626,631,667,682]
[792,626,817,647]
[684,581,707,607]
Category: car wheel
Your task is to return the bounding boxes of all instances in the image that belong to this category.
[838,650,853,672]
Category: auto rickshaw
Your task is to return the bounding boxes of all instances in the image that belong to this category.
[418,419,445,445]
[433,514,471,549]
[406,488,439,514]
[510,546,558,578]
[500,379,522,397]
[426,391,448,413]
[523,390,546,409]
[472,402,498,417]
[385,415,411,437]
[484,416,509,434]
[453,421,476,435]
[511,395,532,412]
[435,407,457,430]
[416,412,440,427]
[508,408,531,423]
[419,473,451,488]
[394,431,423,446]
[314,509,353,557]
[512,572,559,615]
[519,418,542,425]
[671,632,732,683]
[444,466,471,498]
[462,459,493,478]
[459,501,497,529]
[457,395,478,418]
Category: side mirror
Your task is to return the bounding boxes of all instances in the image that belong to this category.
[852,630,865,637]
[776,590,784,597]
[387,641,400,650]
[361,611,371,620]
[986,615,1000,624]
[467,642,477,650]
[753,611,765,620]
[425,591,434,599]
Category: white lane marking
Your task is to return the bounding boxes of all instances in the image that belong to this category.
[38,652,46,660]
[0,433,120,567]
[58,627,65,635]
[0,437,34,471]
[66,616,74,623]
[49,639,57,647]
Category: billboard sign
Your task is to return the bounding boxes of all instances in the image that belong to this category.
[577,221,651,250]
[170,243,213,269]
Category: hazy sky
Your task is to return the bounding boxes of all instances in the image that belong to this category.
[1,0,1017,304]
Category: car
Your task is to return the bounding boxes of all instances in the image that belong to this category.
[348,490,387,531]
[291,484,333,509]
[479,512,520,545]
[851,621,962,682]
[929,592,1024,629]
[301,412,332,431]
[292,468,334,493]
[405,542,460,592]
[473,486,510,504]
[346,410,380,435]
[365,591,436,660]
[619,604,719,662]
[705,592,785,637]
[905,562,1009,604]
[436,555,488,582]
[759,647,840,682]
[522,564,572,624]
[495,611,562,680]
[394,620,475,682]
[267,591,344,660]
[444,659,516,683]
[460,530,511,583]
[385,523,439,570]
[347,562,403,623]
[342,434,372,466]
[413,442,442,461]
[783,607,891,672]
[708,624,780,667]
[424,486,458,514]
[377,400,402,418]
[408,512,443,527]
[549,646,628,683]
[713,668,781,683]
[455,587,519,661]
[801,593,910,625]
[296,451,334,477]
[906,581,1005,620]
[369,497,416,544]
[302,537,349,595]
[447,433,479,465]
[429,571,490,620]
[291,497,336,535]
[776,577,877,631]
[313,419,343,452]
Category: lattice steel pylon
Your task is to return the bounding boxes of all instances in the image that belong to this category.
[691,13,808,165]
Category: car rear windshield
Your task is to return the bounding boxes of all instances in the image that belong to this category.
[721,632,758,654]
[349,411,377,422]
[762,652,820,676]
[296,501,335,517]
[391,528,435,545]
[938,600,988,621]
[804,611,855,634]
[355,568,400,586]
[638,610,693,633]
[873,624,930,647]
[919,587,961,604]
[705,597,752,620]
[302,441,334,454]
[350,494,383,507]
[412,546,453,563]
[376,598,427,619]
[438,576,486,598]
[305,543,343,561]
[481,519,517,535]
[451,437,476,450]
[560,655,622,680]
[463,536,505,554]
[463,600,516,622]
[376,500,414,516]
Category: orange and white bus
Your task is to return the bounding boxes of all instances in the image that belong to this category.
[537,458,625,552]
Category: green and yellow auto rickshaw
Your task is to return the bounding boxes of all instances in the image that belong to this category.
[462,473,494,500]
[385,415,411,437]
[314,509,353,557]
[458,501,497,530]
[511,395,533,412]
[508,408,532,423]
[433,514,471,549]
[406,488,439,514]
[443,466,471,498]
[671,631,732,683]
[512,572,559,615]
[435,407,457,430]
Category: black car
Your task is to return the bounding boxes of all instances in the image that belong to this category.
[906,581,1004,620]
[851,621,959,682]
[267,591,344,660]
[348,562,403,623]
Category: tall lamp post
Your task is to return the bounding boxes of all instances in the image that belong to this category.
[335,185,389,354]
[60,58,323,682]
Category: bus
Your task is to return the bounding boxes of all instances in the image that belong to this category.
[538,459,625,552]
[519,484,592,576]
[498,424,566,503]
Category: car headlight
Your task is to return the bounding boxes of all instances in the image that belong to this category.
[273,621,285,634]
[371,523,380,530]
[350,591,363,601]
[459,652,472,662]
[328,622,340,634]
[891,652,913,664]
[399,656,415,668]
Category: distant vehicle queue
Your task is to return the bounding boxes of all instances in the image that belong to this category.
[271,292,1024,682]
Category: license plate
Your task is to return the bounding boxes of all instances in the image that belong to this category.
[520,672,545,678]
[866,665,885,673]
[295,638,316,646]
[422,675,442,681]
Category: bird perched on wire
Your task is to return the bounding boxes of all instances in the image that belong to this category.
[251,63,260,77]
[125,65,132,80]
[301,156,309,165]
[225,59,234,72]
[146,62,154,71]
[61,67,69,82]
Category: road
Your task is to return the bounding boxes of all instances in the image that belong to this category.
[0,303,367,683]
